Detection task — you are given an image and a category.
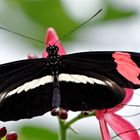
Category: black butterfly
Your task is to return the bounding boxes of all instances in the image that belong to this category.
[0,45,140,121]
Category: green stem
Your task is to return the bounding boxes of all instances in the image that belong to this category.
[58,111,95,140]
[58,119,67,140]
[66,112,95,129]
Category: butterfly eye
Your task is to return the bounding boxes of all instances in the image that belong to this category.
[55,46,59,52]
[46,47,50,53]
[52,46,59,53]
[46,47,53,54]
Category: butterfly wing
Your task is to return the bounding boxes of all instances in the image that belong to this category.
[61,51,140,89]
[0,58,53,121]
[1,51,140,121]
[58,73,125,111]
[58,51,140,111]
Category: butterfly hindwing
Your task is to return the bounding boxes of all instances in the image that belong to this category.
[58,73,125,111]
[0,83,53,121]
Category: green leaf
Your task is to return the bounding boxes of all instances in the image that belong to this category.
[19,125,58,140]
[7,0,78,40]
[101,3,136,21]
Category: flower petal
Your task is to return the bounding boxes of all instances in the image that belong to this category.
[42,28,66,57]
[104,113,140,140]
[96,110,106,120]
[27,53,38,59]
[96,88,134,119]
[99,118,111,140]
[121,88,133,105]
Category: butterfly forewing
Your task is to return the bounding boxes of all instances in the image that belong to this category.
[0,58,50,93]
[61,51,140,89]
[0,58,54,121]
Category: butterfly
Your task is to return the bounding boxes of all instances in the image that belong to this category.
[0,42,140,121]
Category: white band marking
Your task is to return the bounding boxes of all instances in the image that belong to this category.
[3,73,106,99]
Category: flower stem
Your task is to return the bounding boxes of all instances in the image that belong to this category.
[66,112,95,129]
[58,111,95,140]
[59,119,67,140]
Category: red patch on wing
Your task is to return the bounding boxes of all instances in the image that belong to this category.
[112,52,140,84]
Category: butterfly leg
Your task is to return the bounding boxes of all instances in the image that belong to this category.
[52,72,61,108]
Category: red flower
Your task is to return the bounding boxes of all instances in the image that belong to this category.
[6,132,18,140]
[96,89,140,140]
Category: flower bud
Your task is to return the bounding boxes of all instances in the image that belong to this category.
[6,132,18,140]
[59,109,68,120]
[0,127,7,138]
[81,111,89,116]
[51,108,60,116]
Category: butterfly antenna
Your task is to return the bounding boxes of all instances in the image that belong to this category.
[54,9,102,45]
[0,9,102,46]
[112,128,140,139]
[121,104,140,107]
[121,112,140,118]
[0,27,46,44]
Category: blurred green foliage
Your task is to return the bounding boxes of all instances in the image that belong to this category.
[101,2,135,21]
[8,0,79,39]
[18,125,100,140]
[0,0,79,49]
[19,125,58,140]
[0,0,136,49]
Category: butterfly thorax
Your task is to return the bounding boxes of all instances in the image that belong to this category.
[46,46,61,71]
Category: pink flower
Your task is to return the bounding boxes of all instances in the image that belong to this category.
[29,28,139,140]
[28,27,66,59]
[42,27,66,58]
[96,88,140,140]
